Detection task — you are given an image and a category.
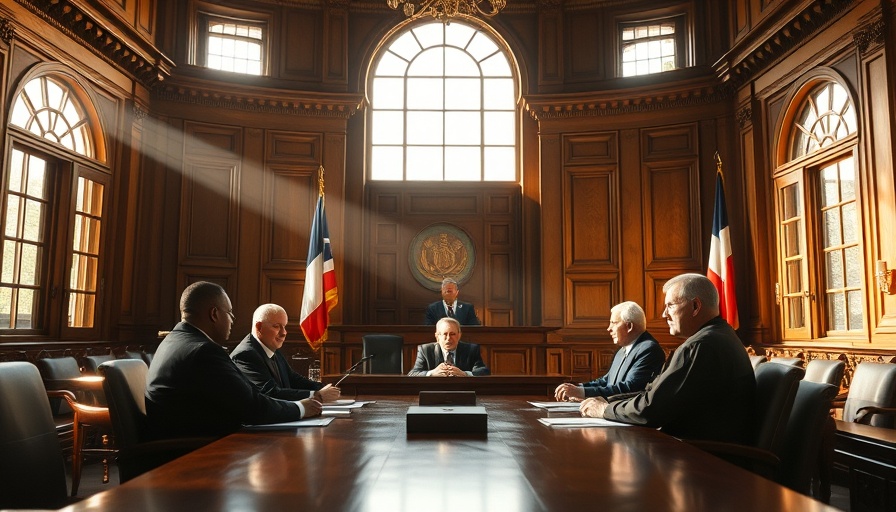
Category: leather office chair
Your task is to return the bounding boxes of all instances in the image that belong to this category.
[361,334,404,374]
[778,380,839,500]
[749,355,767,370]
[841,362,896,427]
[0,362,69,509]
[770,357,805,368]
[690,362,804,477]
[99,360,213,482]
[37,356,113,496]
[84,354,116,374]
[804,359,845,388]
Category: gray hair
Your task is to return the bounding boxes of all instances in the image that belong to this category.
[611,301,647,331]
[252,303,287,324]
[436,316,462,334]
[663,273,719,309]
[441,278,459,289]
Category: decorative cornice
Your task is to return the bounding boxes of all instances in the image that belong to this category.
[736,105,752,128]
[14,0,173,88]
[854,15,885,56]
[153,77,364,119]
[0,17,14,44]
[716,0,856,90]
[523,78,728,121]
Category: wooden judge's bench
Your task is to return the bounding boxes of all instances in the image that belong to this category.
[323,325,558,376]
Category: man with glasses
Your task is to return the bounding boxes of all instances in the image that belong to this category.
[231,303,340,402]
[554,301,665,402]
[580,273,755,444]
[146,282,322,441]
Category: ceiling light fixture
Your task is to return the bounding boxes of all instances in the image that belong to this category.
[386,0,506,21]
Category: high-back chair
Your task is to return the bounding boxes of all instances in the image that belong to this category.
[361,334,404,374]
[100,360,213,482]
[842,362,896,427]
[749,355,768,370]
[0,362,69,509]
[83,354,116,374]
[770,357,805,369]
[778,380,839,499]
[804,359,845,388]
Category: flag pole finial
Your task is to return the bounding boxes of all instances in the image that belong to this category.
[317,165,325,197]
[714,151,723,174]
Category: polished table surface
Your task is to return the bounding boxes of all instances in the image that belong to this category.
[62,396,839,512]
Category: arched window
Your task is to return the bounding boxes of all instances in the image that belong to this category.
[774,79,861,340]
[2,74,109,337]
[368,20,517,181]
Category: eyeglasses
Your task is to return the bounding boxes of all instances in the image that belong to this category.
[663,299,688,312]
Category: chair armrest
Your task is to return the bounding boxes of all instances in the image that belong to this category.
[855,406,896,425]
[687,440,780,478]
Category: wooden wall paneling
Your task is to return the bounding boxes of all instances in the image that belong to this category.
[566,11,601,82]
[570,348,595,382]
[642,160,701,265]
[732,0,749,43]
[566,168,616,269]
[546,347,563,374]
[537,0,563,88]
[116,107,145,327]
[540,134,563,325]
[323,0,348,86]
[490,347,533,375]
[861,48,896,336]
[281,9,322,81]
[565,273,617,327]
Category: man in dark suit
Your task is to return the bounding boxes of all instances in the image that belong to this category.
[580,274,756,444]
[424,278,481,326]
[231,303,340,402]
[408,317,490,376]
[554,301,665,401]
[145,282,322,440]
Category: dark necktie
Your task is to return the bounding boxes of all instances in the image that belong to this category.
[609,349,627,384]
[447,304,455,317]
[269,355,283,385]
[446,351,455,365]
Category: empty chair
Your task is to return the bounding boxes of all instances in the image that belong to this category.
[770,357,804,368]
[0,362,69,509]
[749,355,767,370]
[84,353,116,374]
[37,356,112,496]
[37,356,84,413]
[804,359,845,388]
[361,334,404,374]
[778,380,839,499]
[100,360,213,482]
[842,362,896,427]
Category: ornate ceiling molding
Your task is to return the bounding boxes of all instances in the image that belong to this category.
[14,0,173,88]
[523,77,728,121]
[0,17,14,44]
[716,0,857,90]
[153,77,364,119]
[854,14,885,56]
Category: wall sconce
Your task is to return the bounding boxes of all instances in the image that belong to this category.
[877,260,893,295]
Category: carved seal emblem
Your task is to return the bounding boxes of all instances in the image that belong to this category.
[409,224,475,291]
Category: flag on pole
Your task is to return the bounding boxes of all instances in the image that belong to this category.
[707,153,739,330]
[300,167,338,350]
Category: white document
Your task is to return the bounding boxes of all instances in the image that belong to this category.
[538,417,631,427]
[321,408,352,417]
[323,402,366,409]
[243,417,335,430]
[528,401,582,411]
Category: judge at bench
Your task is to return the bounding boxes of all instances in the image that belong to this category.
[554,301,664,402]
[424,278,481,326]
[231,303,341,402]
[408,317,490,376]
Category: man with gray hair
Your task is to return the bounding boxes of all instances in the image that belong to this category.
[554,301,664,401]
[580,273,755,444]
[424,277,481,326]
[231,303,341,402]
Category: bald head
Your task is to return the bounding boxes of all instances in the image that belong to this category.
[180,281,234,343]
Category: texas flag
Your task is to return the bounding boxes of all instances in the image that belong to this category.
[707,171,739,330]
[300,194,338,350]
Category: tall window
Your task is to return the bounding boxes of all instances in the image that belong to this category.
[620,16,684,77]
[369,20,517,181]
[2,75,108,336]
[198,14,266,75]
[774,80,861,340]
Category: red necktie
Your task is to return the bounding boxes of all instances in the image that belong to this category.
[447,304,455,317]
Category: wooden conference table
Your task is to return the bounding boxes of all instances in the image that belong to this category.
[62,396,837,512]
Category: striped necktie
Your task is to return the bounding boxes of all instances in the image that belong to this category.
[447,304,455,317]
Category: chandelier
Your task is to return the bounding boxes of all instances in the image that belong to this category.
[386,0,507,21]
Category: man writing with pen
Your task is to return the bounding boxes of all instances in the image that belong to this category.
[554,301,664,402]
[231,303,341,402]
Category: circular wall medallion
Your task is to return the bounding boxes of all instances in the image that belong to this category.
[409,223,475,291]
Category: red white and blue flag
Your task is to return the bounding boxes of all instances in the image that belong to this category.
[300,193,338,350]
[707,169,739,330]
